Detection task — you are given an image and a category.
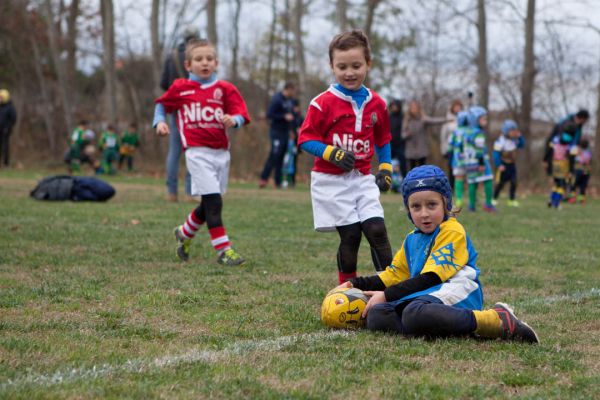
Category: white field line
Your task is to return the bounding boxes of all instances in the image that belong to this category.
[517,287,600,306]
[1,330,352,390]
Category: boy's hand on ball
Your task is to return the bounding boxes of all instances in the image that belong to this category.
[362,291,386,318]
[327,147,355,171]
[327,281,352,296]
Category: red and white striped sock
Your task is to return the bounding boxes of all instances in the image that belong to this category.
[180,210,204,239]
[209,226,231,254]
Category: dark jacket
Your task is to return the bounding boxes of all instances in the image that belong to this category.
[160,42,187,91]
[389,108,404,152]
[267,92,296,134]
[0,101,17,134]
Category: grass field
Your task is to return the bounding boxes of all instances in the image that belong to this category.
[1,170,600,399]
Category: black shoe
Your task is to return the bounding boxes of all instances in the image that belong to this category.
[493,303,539,343]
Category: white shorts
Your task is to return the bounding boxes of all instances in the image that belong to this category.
[311,170,384,232]
[185,147,230,195]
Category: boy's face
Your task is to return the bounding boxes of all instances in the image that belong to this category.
[330,47,371,91]
[407,191,445,234]
[185,46,218,80]
[479,115,488,128]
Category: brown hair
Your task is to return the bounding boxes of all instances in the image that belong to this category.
[328,30,371,65]
[185,38,216,61]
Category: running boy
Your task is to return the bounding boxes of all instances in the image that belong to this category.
[331,165,539,343]
[492,120,524,207]
[154,38,250,266]
[298,30,393,284]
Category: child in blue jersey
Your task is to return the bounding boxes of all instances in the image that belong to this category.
[492,120,524,207]
[333,165,539,342]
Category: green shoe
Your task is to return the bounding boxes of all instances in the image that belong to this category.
[174,226,191,262]
[217,248,246,266]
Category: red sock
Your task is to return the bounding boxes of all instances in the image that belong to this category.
[180,210,204,239]
[338,271,357,284]
[208,226,231,254]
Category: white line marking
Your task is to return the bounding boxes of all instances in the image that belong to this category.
[519,288,600,306]
[1,330,352,389]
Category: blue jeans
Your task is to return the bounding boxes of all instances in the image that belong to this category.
[260,129,289,186]
[166,114,191,196]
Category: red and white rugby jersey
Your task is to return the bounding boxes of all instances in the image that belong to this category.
[155,79,251,150]
[298,85,391,175]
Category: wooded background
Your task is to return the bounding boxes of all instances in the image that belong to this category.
[1,0,599,184]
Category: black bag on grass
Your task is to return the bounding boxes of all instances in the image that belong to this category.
[30,175,115,201]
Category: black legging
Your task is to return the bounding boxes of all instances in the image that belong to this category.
[336,217,392,274]
[193,193,223,228]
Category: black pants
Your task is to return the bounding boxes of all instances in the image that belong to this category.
[574,171,590,195]
[366,296,477,338]
[391,146,407,178]
[0,128,11,166]
[445,151,455,190]
[119,154,134,171]
[260,129,289,187]
[493,163,517,200]
[407,157,426,171]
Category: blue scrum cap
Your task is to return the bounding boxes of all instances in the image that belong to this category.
[456,111,470,127]
[401,165,453,220]
[468,106,488,128]
[502,119,518,135]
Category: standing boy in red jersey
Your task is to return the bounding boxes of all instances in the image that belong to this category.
[154,38,250,266]
[298,30,393,284]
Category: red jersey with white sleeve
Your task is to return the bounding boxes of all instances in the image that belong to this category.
[155,79,250,150]
[298,85,391,175]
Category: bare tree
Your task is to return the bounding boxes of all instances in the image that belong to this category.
[476,0,489,109]
[264,0,277,110]
[151,0,162,96]
[30,26,56,152]
[101,0,117,126]
[65,0,80,89]
[337,0,349,31]
[364,0,382,38]
[520,0,536,169]
[292,0,308,107]
[230,0,242,83]
[43,0,72,131]
[207,0,218,45]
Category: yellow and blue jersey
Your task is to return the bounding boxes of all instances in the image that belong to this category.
[378,217,483,310]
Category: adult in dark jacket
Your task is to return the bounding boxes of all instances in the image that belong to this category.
[259,82,298,188]
[0,89,17,167]
[160,27,198,202]
[543,109,589,176]
[388,99,406,177]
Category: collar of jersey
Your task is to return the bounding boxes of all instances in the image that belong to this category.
[189,72,218,88]
[329,84,371,110]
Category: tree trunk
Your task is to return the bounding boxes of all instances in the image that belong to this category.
[151,0,162,96]
[363,0,380,39]
[30,33,57,153]
[44,0,73,133]
[101,0,117,126]
[337,0,348,31]
[284,0,291,82]
[265,0,277,111]
[65,0,79,93]
[520,0,536,173]
[476,0,489,109]
[595,44,600,164]
[207,0,218,46]
[230,0,242,83]
[292,0,307,107]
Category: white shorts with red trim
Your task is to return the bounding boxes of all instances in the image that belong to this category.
[185,147,230,195]
[310,170,384,232]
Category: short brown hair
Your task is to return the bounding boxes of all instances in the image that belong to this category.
[185,38,216,61]
[328,30,371,65]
